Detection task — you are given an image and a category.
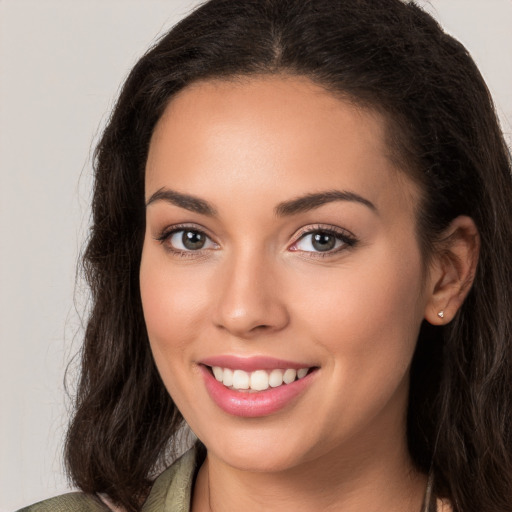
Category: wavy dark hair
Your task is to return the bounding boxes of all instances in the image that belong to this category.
[65,0,512,510]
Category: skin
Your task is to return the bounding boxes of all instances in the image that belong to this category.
[140,75,478,512]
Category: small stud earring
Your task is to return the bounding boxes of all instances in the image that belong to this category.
[437,311,444,319]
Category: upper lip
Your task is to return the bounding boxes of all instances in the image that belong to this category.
[200,355,316,372]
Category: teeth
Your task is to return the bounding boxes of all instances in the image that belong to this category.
[211,366,310,391]
[223,368,234,387]
[283,368,297,384]
[232,369,250,390]
[297,368,308,379]
[250,370,269,391]
[212,366,223,382]
[269,369,284,388]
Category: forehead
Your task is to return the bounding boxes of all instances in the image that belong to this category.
[145,75,418,216]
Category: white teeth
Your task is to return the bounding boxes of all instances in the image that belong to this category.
[223,368,234,387]
[211,366,311,391]
[250,370,269,391]
[269,369,284,387]
[232,369,250,389]
[297,368,308,379]
[212,366,223,382]
[283,368,297,384]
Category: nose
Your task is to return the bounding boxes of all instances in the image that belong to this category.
[212,250,290,339]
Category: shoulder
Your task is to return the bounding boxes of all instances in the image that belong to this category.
[141,446,203,511]
[17,446,203,512]
[16,492,109,512]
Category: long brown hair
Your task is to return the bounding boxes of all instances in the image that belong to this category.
[65,1,512,510]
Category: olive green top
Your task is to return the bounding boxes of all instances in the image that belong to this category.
[17,448,199,512]
[17,447,450,512]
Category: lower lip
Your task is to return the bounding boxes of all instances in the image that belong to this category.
[200,365,317,418]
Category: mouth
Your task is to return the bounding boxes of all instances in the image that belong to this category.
[206,365,316,392]
[199,360,319,417]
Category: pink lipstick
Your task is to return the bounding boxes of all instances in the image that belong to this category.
[199,356,318,417]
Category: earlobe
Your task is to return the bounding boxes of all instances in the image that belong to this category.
[424,215,480,325]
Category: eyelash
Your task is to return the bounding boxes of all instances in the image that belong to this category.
[290,224,358,258]
[155,223,358,259]
[155,223,216,259]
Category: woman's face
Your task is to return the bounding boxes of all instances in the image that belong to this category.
[140,76,433,472]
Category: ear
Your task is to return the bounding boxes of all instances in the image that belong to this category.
[424,216,480,325]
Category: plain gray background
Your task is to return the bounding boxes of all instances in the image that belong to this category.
[1,1,511,510]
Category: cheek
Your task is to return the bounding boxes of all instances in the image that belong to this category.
[139,245,217,409]
[291,242,425,376]
[287,246,426,439]
[139,244,210,363]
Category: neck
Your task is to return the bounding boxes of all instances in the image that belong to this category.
[192,428,427,512]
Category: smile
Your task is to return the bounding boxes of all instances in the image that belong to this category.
[199,358,318,417]
[210,366,311,392]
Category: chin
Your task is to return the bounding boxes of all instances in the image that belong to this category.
[216,445,303,473]
[196,423,317,473]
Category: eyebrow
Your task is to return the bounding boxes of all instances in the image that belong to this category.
[145,187,376,217]
[145,188,217,216]
[275,190,377,216]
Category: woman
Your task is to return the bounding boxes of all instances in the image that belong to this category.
[19,0,512,511]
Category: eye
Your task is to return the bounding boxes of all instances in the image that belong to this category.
[157,226,218,253]
[290,227,357,255]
